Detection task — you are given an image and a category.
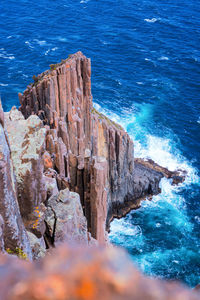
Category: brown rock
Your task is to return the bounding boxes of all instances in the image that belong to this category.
[45,189,88,246]
[90,157,108,243]
[0,244,198,300]
[18,52,186,244]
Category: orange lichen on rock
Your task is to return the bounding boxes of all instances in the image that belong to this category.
[75,279,96,300]
[43,152,53,170]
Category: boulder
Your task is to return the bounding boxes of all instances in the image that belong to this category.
[45,189,88,246]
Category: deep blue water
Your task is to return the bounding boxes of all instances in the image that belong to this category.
[1,0,200,288]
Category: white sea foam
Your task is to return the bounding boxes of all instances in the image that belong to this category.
[80,0,90,3]
[158,56,169,61]
[57,37,68,42]
[45,47,58,56]
[25,41,34,49]
[34,39,47,46]
[0,48,15,60]
[0,83,8,86]
[144,18,158,23]
[93,102,199,188]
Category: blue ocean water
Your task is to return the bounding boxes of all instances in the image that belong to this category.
[1,0,200,287]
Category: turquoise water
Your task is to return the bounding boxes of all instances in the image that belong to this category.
[0,0,200,287]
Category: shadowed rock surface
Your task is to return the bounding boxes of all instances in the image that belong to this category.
[0,244,198,300]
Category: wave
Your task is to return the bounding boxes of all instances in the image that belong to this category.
[158,56,169,61]
[101,100,200,286]
[144,18,158,23]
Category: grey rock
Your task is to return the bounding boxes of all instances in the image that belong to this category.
[45,189,88,246]
[27,231,46,260]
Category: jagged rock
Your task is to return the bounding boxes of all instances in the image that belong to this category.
[135,158,186,184]
[4,108,47,237]
[27,232,46,260]
[44,175,59,199]
[0,104,32,259]
[18,52,135,242]
[18,52,186,243]
[45,189,88,246]
[0,244,198,300]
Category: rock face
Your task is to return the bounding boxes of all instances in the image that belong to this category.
[45,189,88,247]
[0,244,198,300]
[18,51,185,243]
[4,107,47,238]
[0,102,32,259]
[18,52,135,243]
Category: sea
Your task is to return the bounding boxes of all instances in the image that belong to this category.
[0,0,199,288]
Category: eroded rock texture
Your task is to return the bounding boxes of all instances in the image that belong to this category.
[0,103,32,259]
[4,107,47,238]
[18,51,185,243]
[45,189,88,247]
[18,52,136,242]
[0,244,198,300]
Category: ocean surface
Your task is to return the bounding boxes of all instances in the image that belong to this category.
[1,0,200,287]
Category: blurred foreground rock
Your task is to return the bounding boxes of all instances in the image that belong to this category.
[0,244,199,300]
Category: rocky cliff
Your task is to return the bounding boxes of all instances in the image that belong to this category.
[18,51,183,246]
[0,52,184,256]
[0,51,195,299]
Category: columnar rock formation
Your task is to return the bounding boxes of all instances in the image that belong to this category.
[18,51,184,244]
[0,52,194,299]
[18,52,136,243]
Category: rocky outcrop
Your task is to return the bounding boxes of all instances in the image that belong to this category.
[18,52,135,243]
[18,51,185,243]
[135,158,186,185]
[0,244,198,300]
[45,189,88,247]
[4,107,47,238]
[0,102,32,259]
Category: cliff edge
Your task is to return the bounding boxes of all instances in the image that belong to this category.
[0,52,184,256]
